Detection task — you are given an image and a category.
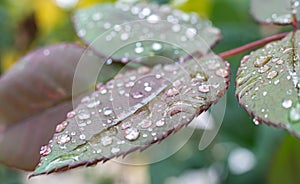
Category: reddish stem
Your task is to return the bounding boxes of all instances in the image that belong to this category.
[218,32,289,59]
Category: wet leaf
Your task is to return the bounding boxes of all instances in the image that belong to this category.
[72,2,221,61]
[0,43,122,170]
[251,0,300,25]
[32,53,230,176]
[236,31,300,138]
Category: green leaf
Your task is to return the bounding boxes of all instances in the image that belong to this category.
[251,0,300,25]
[236,31,300,138]
[72,2,221,61]
[267,135,300,184]
[32,53,230,176]
[0,43,122,170]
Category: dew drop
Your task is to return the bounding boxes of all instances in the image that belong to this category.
[56,121,68,133]
[103,108,113,116]
[78,111,90,120]
[274,79,280,85]
[40,145,51,156]
[156,119,165,127]
[152,42,162,51]
[141,120,152,128]
[121,121,132,130]
[289,104,300,123]
[124,128,140,141]
[67,111,76,118]
[172,24,181,32]
[87,100,100,108]
[166,88,179,97]
[253,117,261,125]
[79,134,86,140]
[78,29,86,37]
[266,71,278,79]
[216,68,229,78]
[101,135,113,146]
[147,14,160,23]
[145,86,152,92]
[262,91,267,96]
[135,47,144,54]
[282,99,293,109]
[258,65,271,73]
[57,134,71,145]
[141,7,151,16]
[43,49,50,56]
[92,12,102,21]
[132,92,144,99]
[185,27,197,39]
[120,33,129,41]
[198,84,210,93]
[111,147,120,154]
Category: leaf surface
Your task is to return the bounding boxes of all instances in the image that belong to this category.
[236,31,300,138]
[251,0,300,25]
[32,53,230,176]
[73,2,221,61]
[0,43,122,170]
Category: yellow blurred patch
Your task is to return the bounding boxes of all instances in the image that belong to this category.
[77,0,115,8]
[2,51,20,71]
[172,0,212,18]
[33,0,66,34]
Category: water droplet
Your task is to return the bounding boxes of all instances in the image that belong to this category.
[120,33,129,41]
[87,100,100,108]
[43,49,50,56]
[152,42,162,51]
[172,24,181,32]
[254,56,271,67]
[156,119,165,127]
[274,79,280,85]
[79,134,86,140]
[198,84,210,93]
[111,147,120,154]
[147,14,160,23]
[166,88,179,97]
[266,71,278,79]
[253,117,261,125]
[132,92,144,99]
[289,104,300,123]
[101,135,113,146]
[56,121,68,133]
[78,110,90,120]
[282,99,293,109]
[67,111,76,118]
[140,120,152,128]
[135,47,144,54]
[216,68,229,78]
[40,145,51,156]
[258,65,271,73]
[103,22,111,29]
[121,121,132,130]
[103,108,113,116]
[113,25,121,32]
[262,91,267,96]
[125,81,135,87]
[145,86,152,92]
[141,7,151,16]
[78,29,86,37]
[106,58,112,65]
[131,6,140,15]
[185,27,197,39]
[92,12,102,21]
[57,134,71,145]
[124,128,140,141]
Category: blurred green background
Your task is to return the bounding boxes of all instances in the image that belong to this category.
[0,0,299,183]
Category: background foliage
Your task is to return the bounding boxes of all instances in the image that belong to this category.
[0,0,299,183]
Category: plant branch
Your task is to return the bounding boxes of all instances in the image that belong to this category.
[218,32,289,59]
